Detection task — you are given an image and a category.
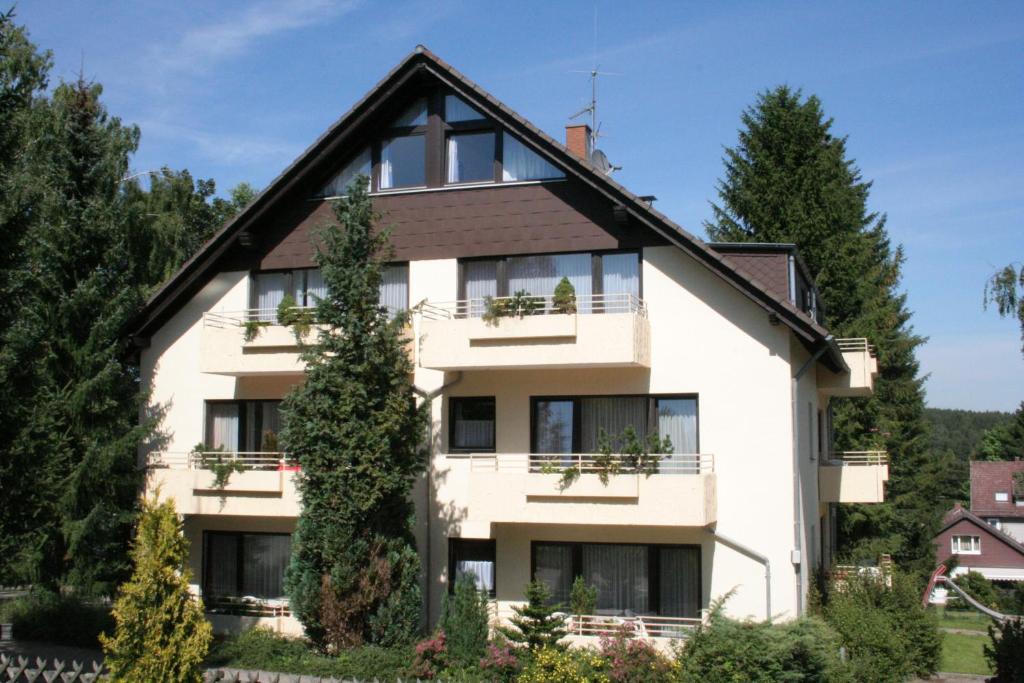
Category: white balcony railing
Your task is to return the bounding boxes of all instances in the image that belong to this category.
[462,452,714,475]
[419,292,646,321]
[827,451,888,466]
[835,337,877,356]
[205,595,291,617]
[145,451,295,471]
[203,307,316,328]
[561,612,705,639]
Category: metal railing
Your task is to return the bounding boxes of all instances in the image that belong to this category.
[203,307,316,328]
[836,337,877,356]
[827,451,888,466]
[205,595,291,617]
[560,612,704,639]
[458,452,714,475]
[418,292,647,321]
[145,451,296,471]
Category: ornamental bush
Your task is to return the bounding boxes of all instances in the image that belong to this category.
[439,573,491,668]
[597,628,676,683]
[497,580,567,651]
[517,646,597,683]
[3,590,113,647]
[985,617,1024,682]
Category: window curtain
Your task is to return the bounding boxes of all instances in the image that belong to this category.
[209,403,239,452]
[464,260,498,317]
[454,419,493,450]
[379,264,409,314]
[601,253,640,306]
[445,94,483,122]
[534,400,574,454]
[322,148,370,197]
[205,534,238,598]
[240,534,291,599]
[379,138,396,189]
[255,273,287,322]
[446,136,460,184]
[582,544,649,615]
[456,560,495,593]
[657,399,698,470]
[304,269,327,306]
[502,132,563,181]
[507,253,593,313]
[660,547,700,618]
[580,397,649,452]
[534,544,573,606]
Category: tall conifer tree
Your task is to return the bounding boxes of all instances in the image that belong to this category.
[705,87,937,575]
[282,178,427,649]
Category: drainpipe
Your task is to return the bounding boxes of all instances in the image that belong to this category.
[712,530,772,620]
[791,336,831,615]
[412,371,463,625]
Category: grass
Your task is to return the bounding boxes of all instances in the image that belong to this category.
[930,606,994,633]
[940,630,993,676]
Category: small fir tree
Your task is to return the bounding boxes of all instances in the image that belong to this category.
[100,494,211,683]
[552,276,577,314]
[499,580,567,651]
[439,573,491,668]
[569,576,597,615]
[282,176,427,649]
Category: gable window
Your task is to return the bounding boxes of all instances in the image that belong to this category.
[446,131,495,184]
[320,147,371,197]
[379,99,428,190]
[449,538,496,596]
[502,132,563,181]
[204,532,291,602]
[205,400,281,453]
[951,535,981,555]
[444,94,484,123]
[449,397,496,452]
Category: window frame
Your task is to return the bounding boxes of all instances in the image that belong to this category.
[950,535,981,555]
[529,394,699,454]
[250,264,410,313]
[448,396,497,453]
[204,399,281,452]
[448,538,497,597]
[529,540,702,617]
[202,530,292,600]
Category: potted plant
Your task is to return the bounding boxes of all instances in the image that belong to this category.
[552,276,577,314]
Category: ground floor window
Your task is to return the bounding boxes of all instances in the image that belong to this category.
[531,541,700,618]
[203,532,291,600]
[449,538,496,597]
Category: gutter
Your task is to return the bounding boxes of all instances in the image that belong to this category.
[712,530,772,620]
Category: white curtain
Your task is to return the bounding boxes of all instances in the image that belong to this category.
[255,273,287,322]
[456,560,495,593]
[379,264,409,314]
[534,544,573,605]
[507,253,593,312]
[583,544,649,615]
[321,148,370,197]
[445,94,483,122]
[657,399,698,472]
[534,400,574,454]
[463,260,498,317]
[660,547,700,618]
[502,132,563,181]
[240,534,291,599]
[580,397,648,452]
[209,403,239,452]
[305,269,327,306]
[379,138,395,189]
[446,136,460,184]
[454,420,493,450]
[602,253,640,306]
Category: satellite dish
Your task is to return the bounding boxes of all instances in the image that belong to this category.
[590,148,621,175]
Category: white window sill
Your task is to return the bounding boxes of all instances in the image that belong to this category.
[952,550,982,555]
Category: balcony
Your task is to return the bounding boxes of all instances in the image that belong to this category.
[416,294,651,371]
[200,308,310,376]
[819,451,889,504]
[144,451,300,517]
[821,338,879,397]
[447,452,716,527]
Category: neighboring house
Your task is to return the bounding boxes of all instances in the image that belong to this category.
[133,47,885,641]
[970,460,1024,543]
[934,504,1024,584]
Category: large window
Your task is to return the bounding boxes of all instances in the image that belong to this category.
[532,542,701,618]
[205,400,281,452]
[447,131,495,184]
[532,395,698,457]
[252,264,408,319]
[449,538,496,596]
[449,397,496,452]
[951,535,981,555]
[501,132,563,181]
[204,532,291,601]
[379,98,428,190]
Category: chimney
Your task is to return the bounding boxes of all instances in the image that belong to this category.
[565,124,591,161]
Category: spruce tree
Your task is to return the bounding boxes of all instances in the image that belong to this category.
[498,580,567,651]
[439,573,491,667]
[282,177,427,649]
[101,494,212,683]
[705,87,937,575]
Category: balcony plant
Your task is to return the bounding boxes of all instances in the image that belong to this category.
[241,319,270,342]
[552,277,577,314]
[569,576,597,618]
[558,426,674,489]
[276,293,314,342]
[482,289,543,325]
[192,443,246,493]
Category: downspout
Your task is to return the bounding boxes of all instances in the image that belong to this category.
[791,336,832,615]
[712,530,772,620]
[413,371,463,625]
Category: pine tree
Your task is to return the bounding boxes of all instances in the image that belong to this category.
[439,573,491,667]
[282,177,427,649]
[705,87,937,576]
[101,494,212,683]
[498,581,567,651]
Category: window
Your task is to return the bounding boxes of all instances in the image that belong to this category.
[204,532,291,600]
[450,397,495,452]
[502,132,563,181]
[392,98,428,126]
[205,400,281,452]
[380,135,426,189]
[449,539,495,596]
[996,492,1010,502]
[951,535,981,555]
[379,263,409,314]
[988,518,1002,530]
[532,542,701,617]
[252,265,408,319]
[531,395,699,459]
[320,147,371,197]
[446,131,495,184]
[444,94,484,123]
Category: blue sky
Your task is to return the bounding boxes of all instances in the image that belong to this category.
[17,0,1024,411]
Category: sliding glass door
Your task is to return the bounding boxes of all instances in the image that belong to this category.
[205,400,282,452]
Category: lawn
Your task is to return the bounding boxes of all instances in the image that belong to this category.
[930,606,994,632]
[940,631,993,676]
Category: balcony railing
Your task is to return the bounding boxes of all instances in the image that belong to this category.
[418,292,647,321]
[463,452,714,475]
[203,307,316,328]
[205,595,291,617]
[145,451,296,471]
[827,451,888,466]
[835,337,877,356]
[561,613,705,639]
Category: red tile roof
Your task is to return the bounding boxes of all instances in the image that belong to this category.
[970,461,1024,517]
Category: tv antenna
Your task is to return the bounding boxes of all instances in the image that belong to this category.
[568,7,621,174]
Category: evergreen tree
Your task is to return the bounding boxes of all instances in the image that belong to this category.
[101,494,212,683]
[282,177,427,649]
[498,580,567,651]
[975,402,1024,461]
[439,573,491,668]
[705,87,937,575]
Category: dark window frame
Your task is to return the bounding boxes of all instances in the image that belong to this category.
[250,264,410,311]
[448,538,497,597]
[204,399,281,452]
[448,396,497,453]
[529,540,702,617]
[202,530,292,600]
[529,394,699,454]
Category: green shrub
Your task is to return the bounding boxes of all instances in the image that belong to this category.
[439,573,491,668]
[597,628,675,682]
[569,575,597,616]
[498,580,567,651]
[677,609,848,683]
[985,618,1024,683]
[954,571,1004,611]
[552,277,577,314]
[3,590,113,647]
[518,646,599,683]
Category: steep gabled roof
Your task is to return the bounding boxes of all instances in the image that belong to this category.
[939,503,1024,558]
[971,461,1024,518]
[128,46,846,372]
